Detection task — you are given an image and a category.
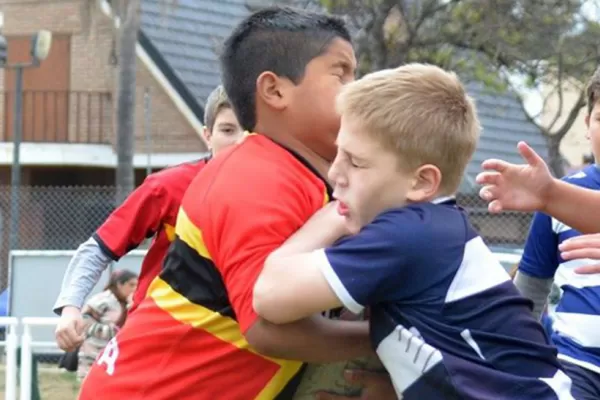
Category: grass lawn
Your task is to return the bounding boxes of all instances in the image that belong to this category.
[0,364,80,400]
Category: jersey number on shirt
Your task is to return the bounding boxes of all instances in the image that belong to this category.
[97,337,119,375]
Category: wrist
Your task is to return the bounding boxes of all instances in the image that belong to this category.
[61,306,81,317]
[540,178,560,214]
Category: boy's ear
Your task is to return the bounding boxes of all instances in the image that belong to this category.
[202,127,213,149]
[406,164,442,203]
[585,114,591,139]
[256,71,292,111]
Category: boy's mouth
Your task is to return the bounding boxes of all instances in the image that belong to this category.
[337,201,350,216]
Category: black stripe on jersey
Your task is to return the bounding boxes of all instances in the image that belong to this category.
[160,237,236,320]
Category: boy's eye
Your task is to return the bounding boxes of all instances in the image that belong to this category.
[349,159,364,169]
[220,128,237,135]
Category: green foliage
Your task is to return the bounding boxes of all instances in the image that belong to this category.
[310,0,600,176]
[317,0,600,97]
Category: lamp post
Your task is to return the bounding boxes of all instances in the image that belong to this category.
[0,29,52,252]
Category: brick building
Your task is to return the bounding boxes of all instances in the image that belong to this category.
[0,0,208,187]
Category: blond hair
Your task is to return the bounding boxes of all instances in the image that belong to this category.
[336,63,480,194]
[204,85,232,131]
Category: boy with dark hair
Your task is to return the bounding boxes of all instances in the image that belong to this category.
[54,85,242,352]
[78,7,384,400]
[480,67,600,399]
[254,64,573,399]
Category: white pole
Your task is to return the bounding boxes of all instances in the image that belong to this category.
[0,317,19,400]
[18,317,60,400]
[19,323,31,400]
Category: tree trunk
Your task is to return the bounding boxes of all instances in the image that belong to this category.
[547,135,566,178]
[115,0,140,205]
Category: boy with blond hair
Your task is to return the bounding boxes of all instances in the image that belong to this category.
[254,64,573,400]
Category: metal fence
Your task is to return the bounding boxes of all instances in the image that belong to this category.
[0,185,535,275]
[0,185,534,396]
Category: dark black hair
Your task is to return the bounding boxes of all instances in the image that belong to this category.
[220,6,351,131]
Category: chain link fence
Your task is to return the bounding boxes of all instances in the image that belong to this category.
[0,186,535,264]
[0,185,118,393]
[0,185,534,395]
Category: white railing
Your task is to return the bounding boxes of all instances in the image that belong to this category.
[0,317,19,400]
[0,317,61,400]
[19,317,60,400]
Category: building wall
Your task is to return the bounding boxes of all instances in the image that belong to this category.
[0,0,205,153]
[540,81,590,167]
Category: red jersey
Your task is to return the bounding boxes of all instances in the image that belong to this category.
[78,134,332,400]
[93,157,209,312]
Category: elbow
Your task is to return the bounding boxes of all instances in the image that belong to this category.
[252,279,289,325]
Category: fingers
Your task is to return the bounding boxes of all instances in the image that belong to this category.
[56,325,85,352]
[517,141,543,167]
[479,159,510,174]
[559,235,600,262]
[559,235,600,252]
[561,248,600,261]
[574,264,600,275]
[478,186,504,213]
[475,171,502,186]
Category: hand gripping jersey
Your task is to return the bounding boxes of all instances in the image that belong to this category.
[93,156,209,313]
[318,200,574,400]
[78,134,332,400]
[521,164,600,374]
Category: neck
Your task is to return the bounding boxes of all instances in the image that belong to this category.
[255,126,332,180]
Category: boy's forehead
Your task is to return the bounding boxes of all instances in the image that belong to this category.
[324,38,356,67]
[338,119,370,153]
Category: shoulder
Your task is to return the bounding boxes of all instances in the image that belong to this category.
[562,165,599,188]
[184,135,328,217]
[144,157,209,189]
[355,204,470,272]
[368,202,467,241]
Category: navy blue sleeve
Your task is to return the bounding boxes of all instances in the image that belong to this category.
[321,209,440,312]
[519,212,559,279]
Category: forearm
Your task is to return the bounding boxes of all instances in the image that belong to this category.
[53,237,113,314]
[273,213,347,257]
[544,180,600,234]
[513,271,553,320]
[246,315,372,363]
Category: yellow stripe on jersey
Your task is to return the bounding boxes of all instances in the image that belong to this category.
[175,208,212,260]
[148,277,303,399]
[164,223,176,242]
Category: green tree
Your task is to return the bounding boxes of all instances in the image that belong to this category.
[285,0,600,177]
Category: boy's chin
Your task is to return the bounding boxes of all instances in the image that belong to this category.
[344,219,363,235]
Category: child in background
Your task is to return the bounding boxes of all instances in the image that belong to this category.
[54,85,243,352]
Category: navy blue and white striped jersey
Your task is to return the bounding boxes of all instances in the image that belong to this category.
[521,164,600,375]
[318,199,573,400]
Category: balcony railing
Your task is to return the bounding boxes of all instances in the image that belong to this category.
[1,90,113,144]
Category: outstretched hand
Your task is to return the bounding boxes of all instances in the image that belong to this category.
[476,142,554,213]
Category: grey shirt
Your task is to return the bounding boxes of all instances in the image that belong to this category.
[513,270,554,320]
[53,237,113,314]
